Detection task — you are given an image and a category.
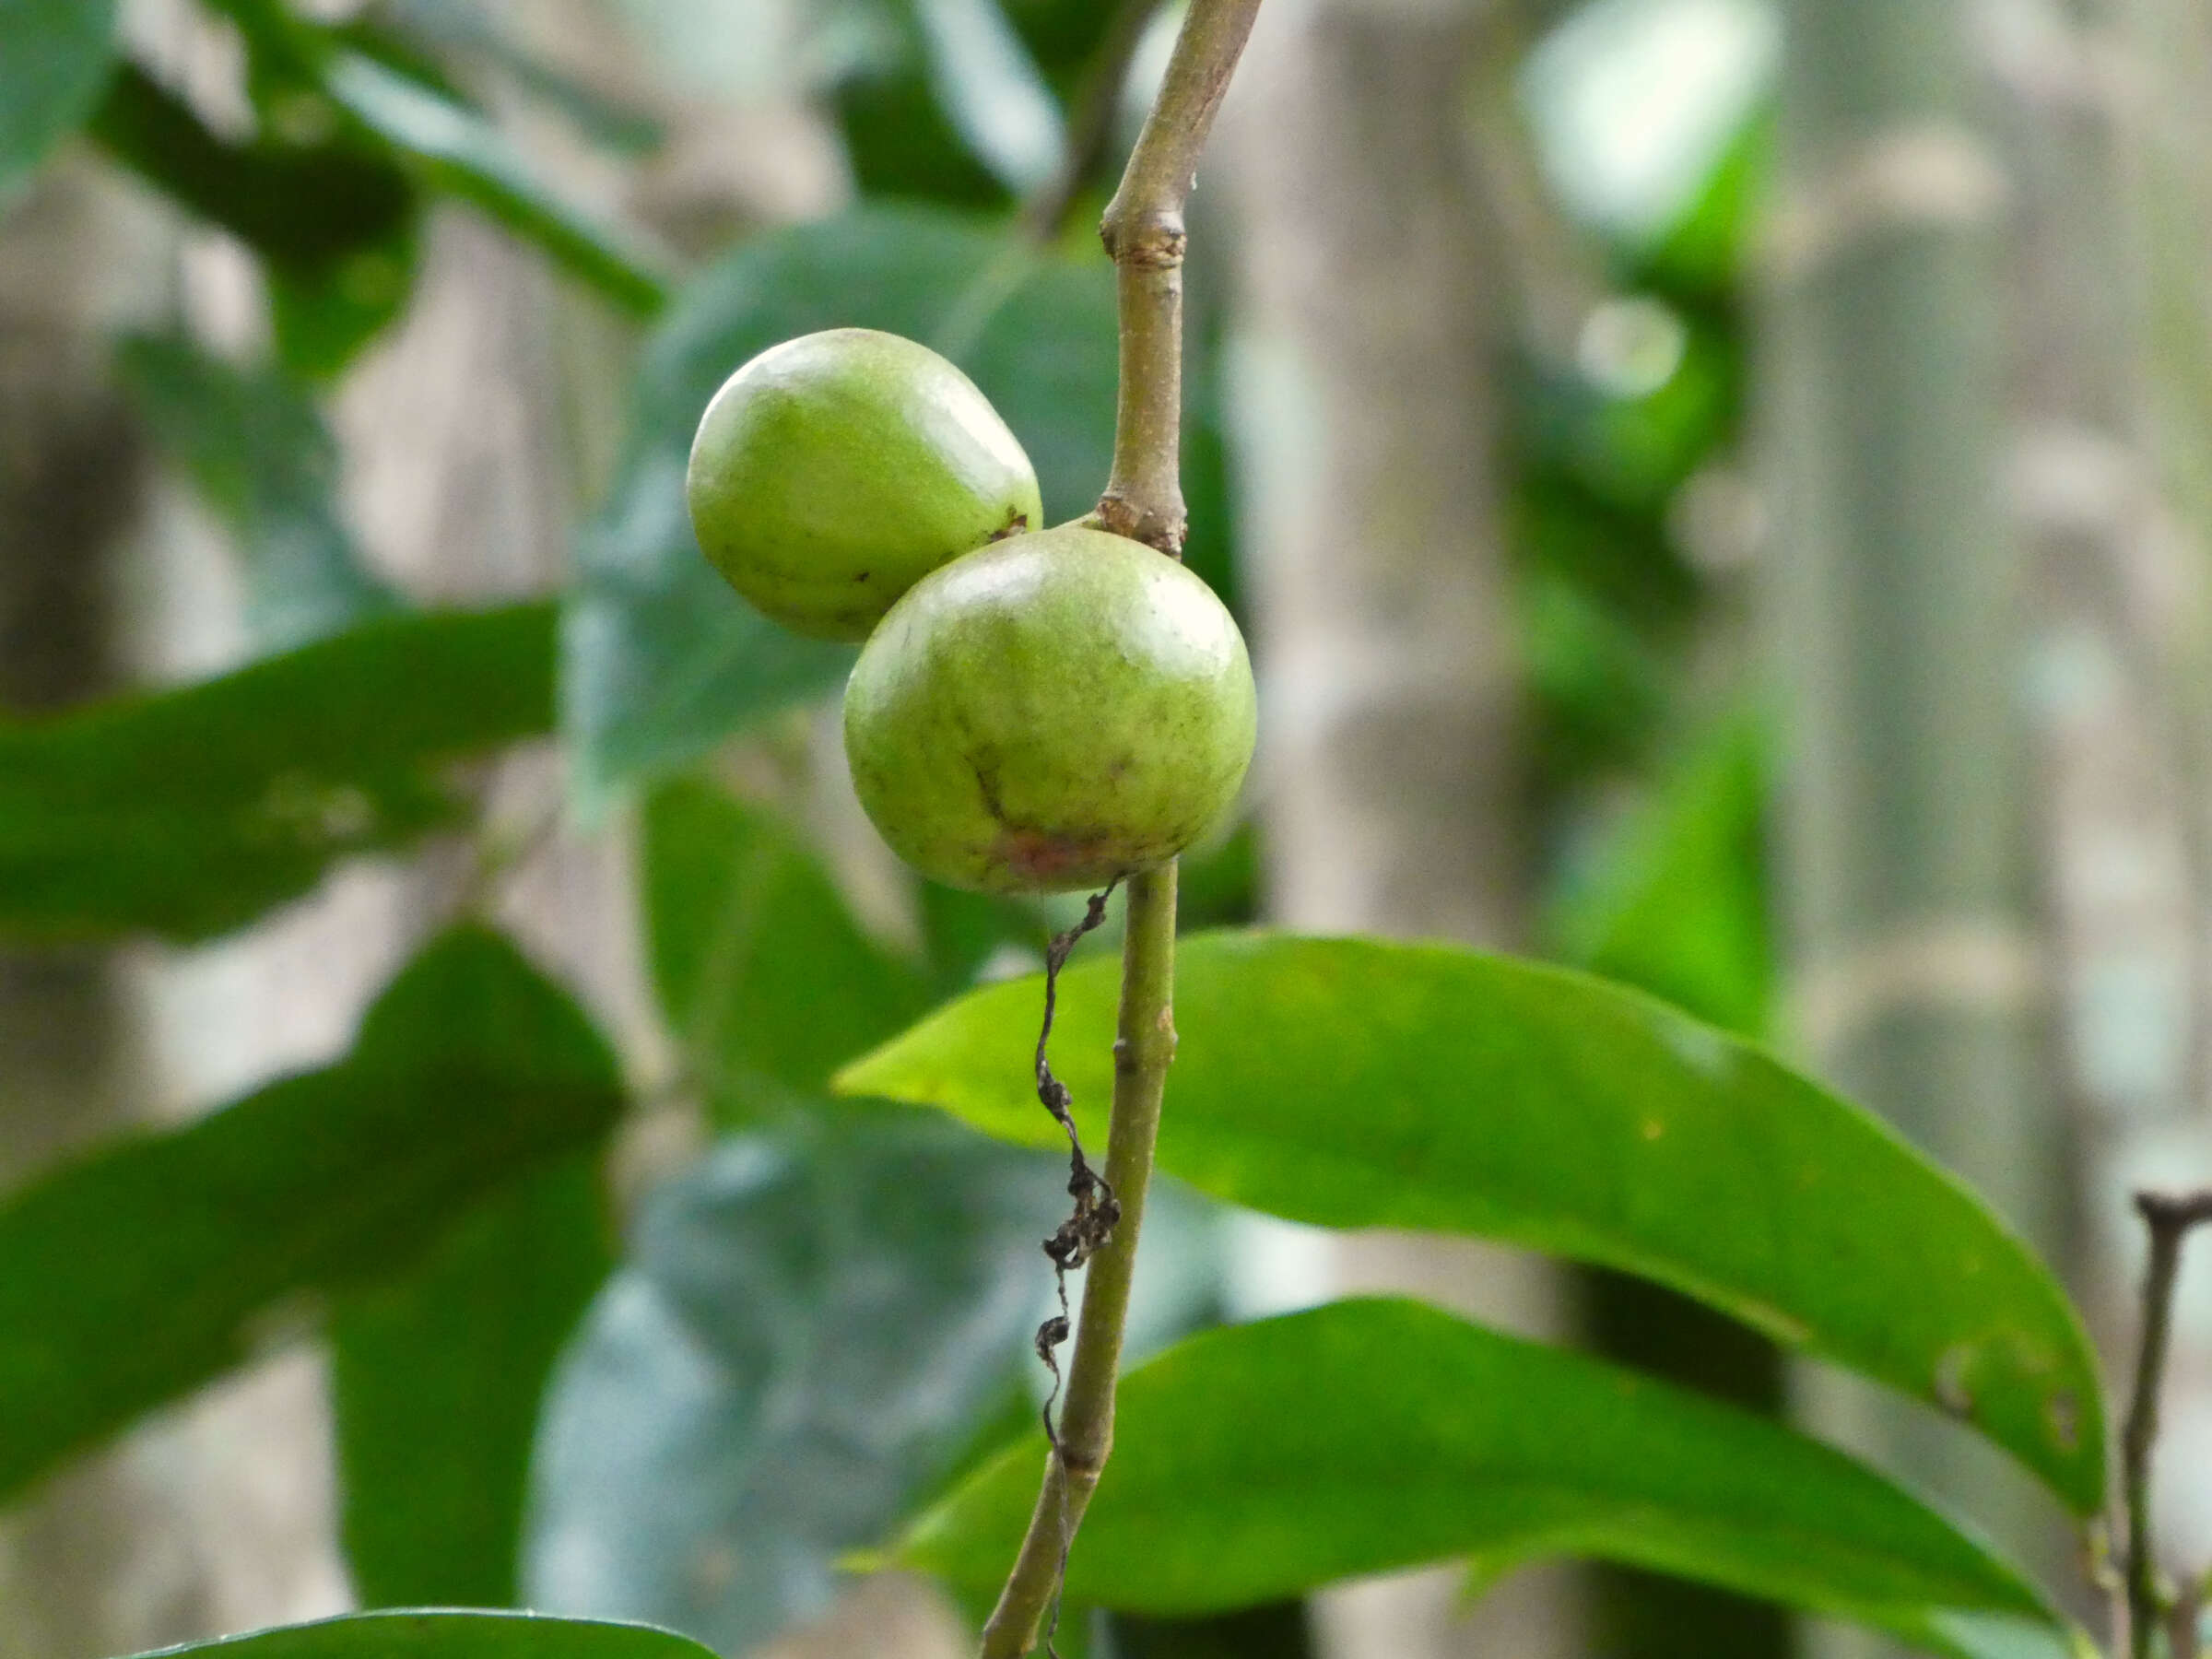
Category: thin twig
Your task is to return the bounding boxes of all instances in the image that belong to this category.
[2123,1189,2212,1659]
[1020,0,1167,245]
[1090,0,1264,558]
[979,6,1261,1652]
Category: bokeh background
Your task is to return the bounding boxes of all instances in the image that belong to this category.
[5,0,2211,1656]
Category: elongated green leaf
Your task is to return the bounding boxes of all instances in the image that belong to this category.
[0,925,623,1500]
[838,932,2106,1512]
[122,1610,714,1659]
[900,1300,2080,1659]
[524,1113,1065,1653]
[321,52,666,317]
[0,0,117,190]
[88,62,416,274]
[333,1155,612,1607]
[0,603,553,942]
[115,334,399,652]
[641,776,931,1120]
[87,61,419,374]
[561,206,1118,802]
[905,0,1065,194]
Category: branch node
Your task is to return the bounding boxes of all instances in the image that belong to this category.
[1101,209,1188,268]
[1093,490,1186,556]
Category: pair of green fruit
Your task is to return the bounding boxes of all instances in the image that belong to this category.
[687,327,1256,898]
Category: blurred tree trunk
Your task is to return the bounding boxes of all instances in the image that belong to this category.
[1222,3,1576,1655]
[0,150,206,1659]
[1983,0,2212,1617]
[1760,1,2069,1653]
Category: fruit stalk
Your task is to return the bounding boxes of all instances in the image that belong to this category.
[980,3,1261,1653]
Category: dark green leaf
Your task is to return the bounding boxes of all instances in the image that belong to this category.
[0,925,625,1500]
[641,776,931,1120]
[1546,703,1770,1036]
[114,334,400,652]
[900,1300,2083,1659]
[838,932,2107,1513]
[0,0,118,190]
[522,1113,1065,1653]
[919,879,1044,996]
[563,205,1124,801]
[902,0,1065,194]
[0,603,554,942]
[321,51,666,316]
[87,62,420,375]
[333,1155,613,1607]
[120,1610,715,1659]
[88,63,416,271]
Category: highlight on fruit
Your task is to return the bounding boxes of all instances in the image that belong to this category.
[841,523,1257,896]
[685,326,1042,641]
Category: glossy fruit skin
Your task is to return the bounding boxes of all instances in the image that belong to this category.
[844,524,1257,895]
[687,328,1044,641]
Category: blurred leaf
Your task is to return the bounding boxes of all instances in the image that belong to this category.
[321,51,667,316]
[378,0,667,157]
[901,1300,2077,1659]
[87,64,417,268]
[904,0,1065,194]
[918,879,1043,996]
[334,1155,614,1607]
[114,333,400,652]
[116,1611,716,1659]
[87,62,420,377]
[641,775,930,1121]
[522,1112,1065,1653]
[839,931,2108,1513]
[1547,704,1770,1035]
[0,0,118,191]
[563,205,1128,802]
[1106,1605,1319,1659]
[0,925,625,1500]
[830,2,1008,209]
[0,603,553,943]
[196,0,665,317]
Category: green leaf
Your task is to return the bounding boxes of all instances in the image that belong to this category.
[900,1299,2078,1659]
[0,603,553,942]
[1545,703,1771,1036]
[561,205,1122,803]
[838,931,2107,1513]
[904,0,1065,194]
[523,1112,1065,1653]
[0,0,118,191]
[333,1154,612,1607]
[0,925,625,1501]
[320,51,667,317]
[641,776,931,1120]
[87,62,420,376]
[114,333,400,652]
[119,1610,716,1659]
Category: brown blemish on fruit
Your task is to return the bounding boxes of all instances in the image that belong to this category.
[996,828,1124,884]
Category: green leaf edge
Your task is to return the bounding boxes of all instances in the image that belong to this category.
[119,1609,718,1659]
[834,928,2110,1515]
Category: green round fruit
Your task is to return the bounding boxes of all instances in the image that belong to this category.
[686,327,1043,641]
[843,524,1257,895]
